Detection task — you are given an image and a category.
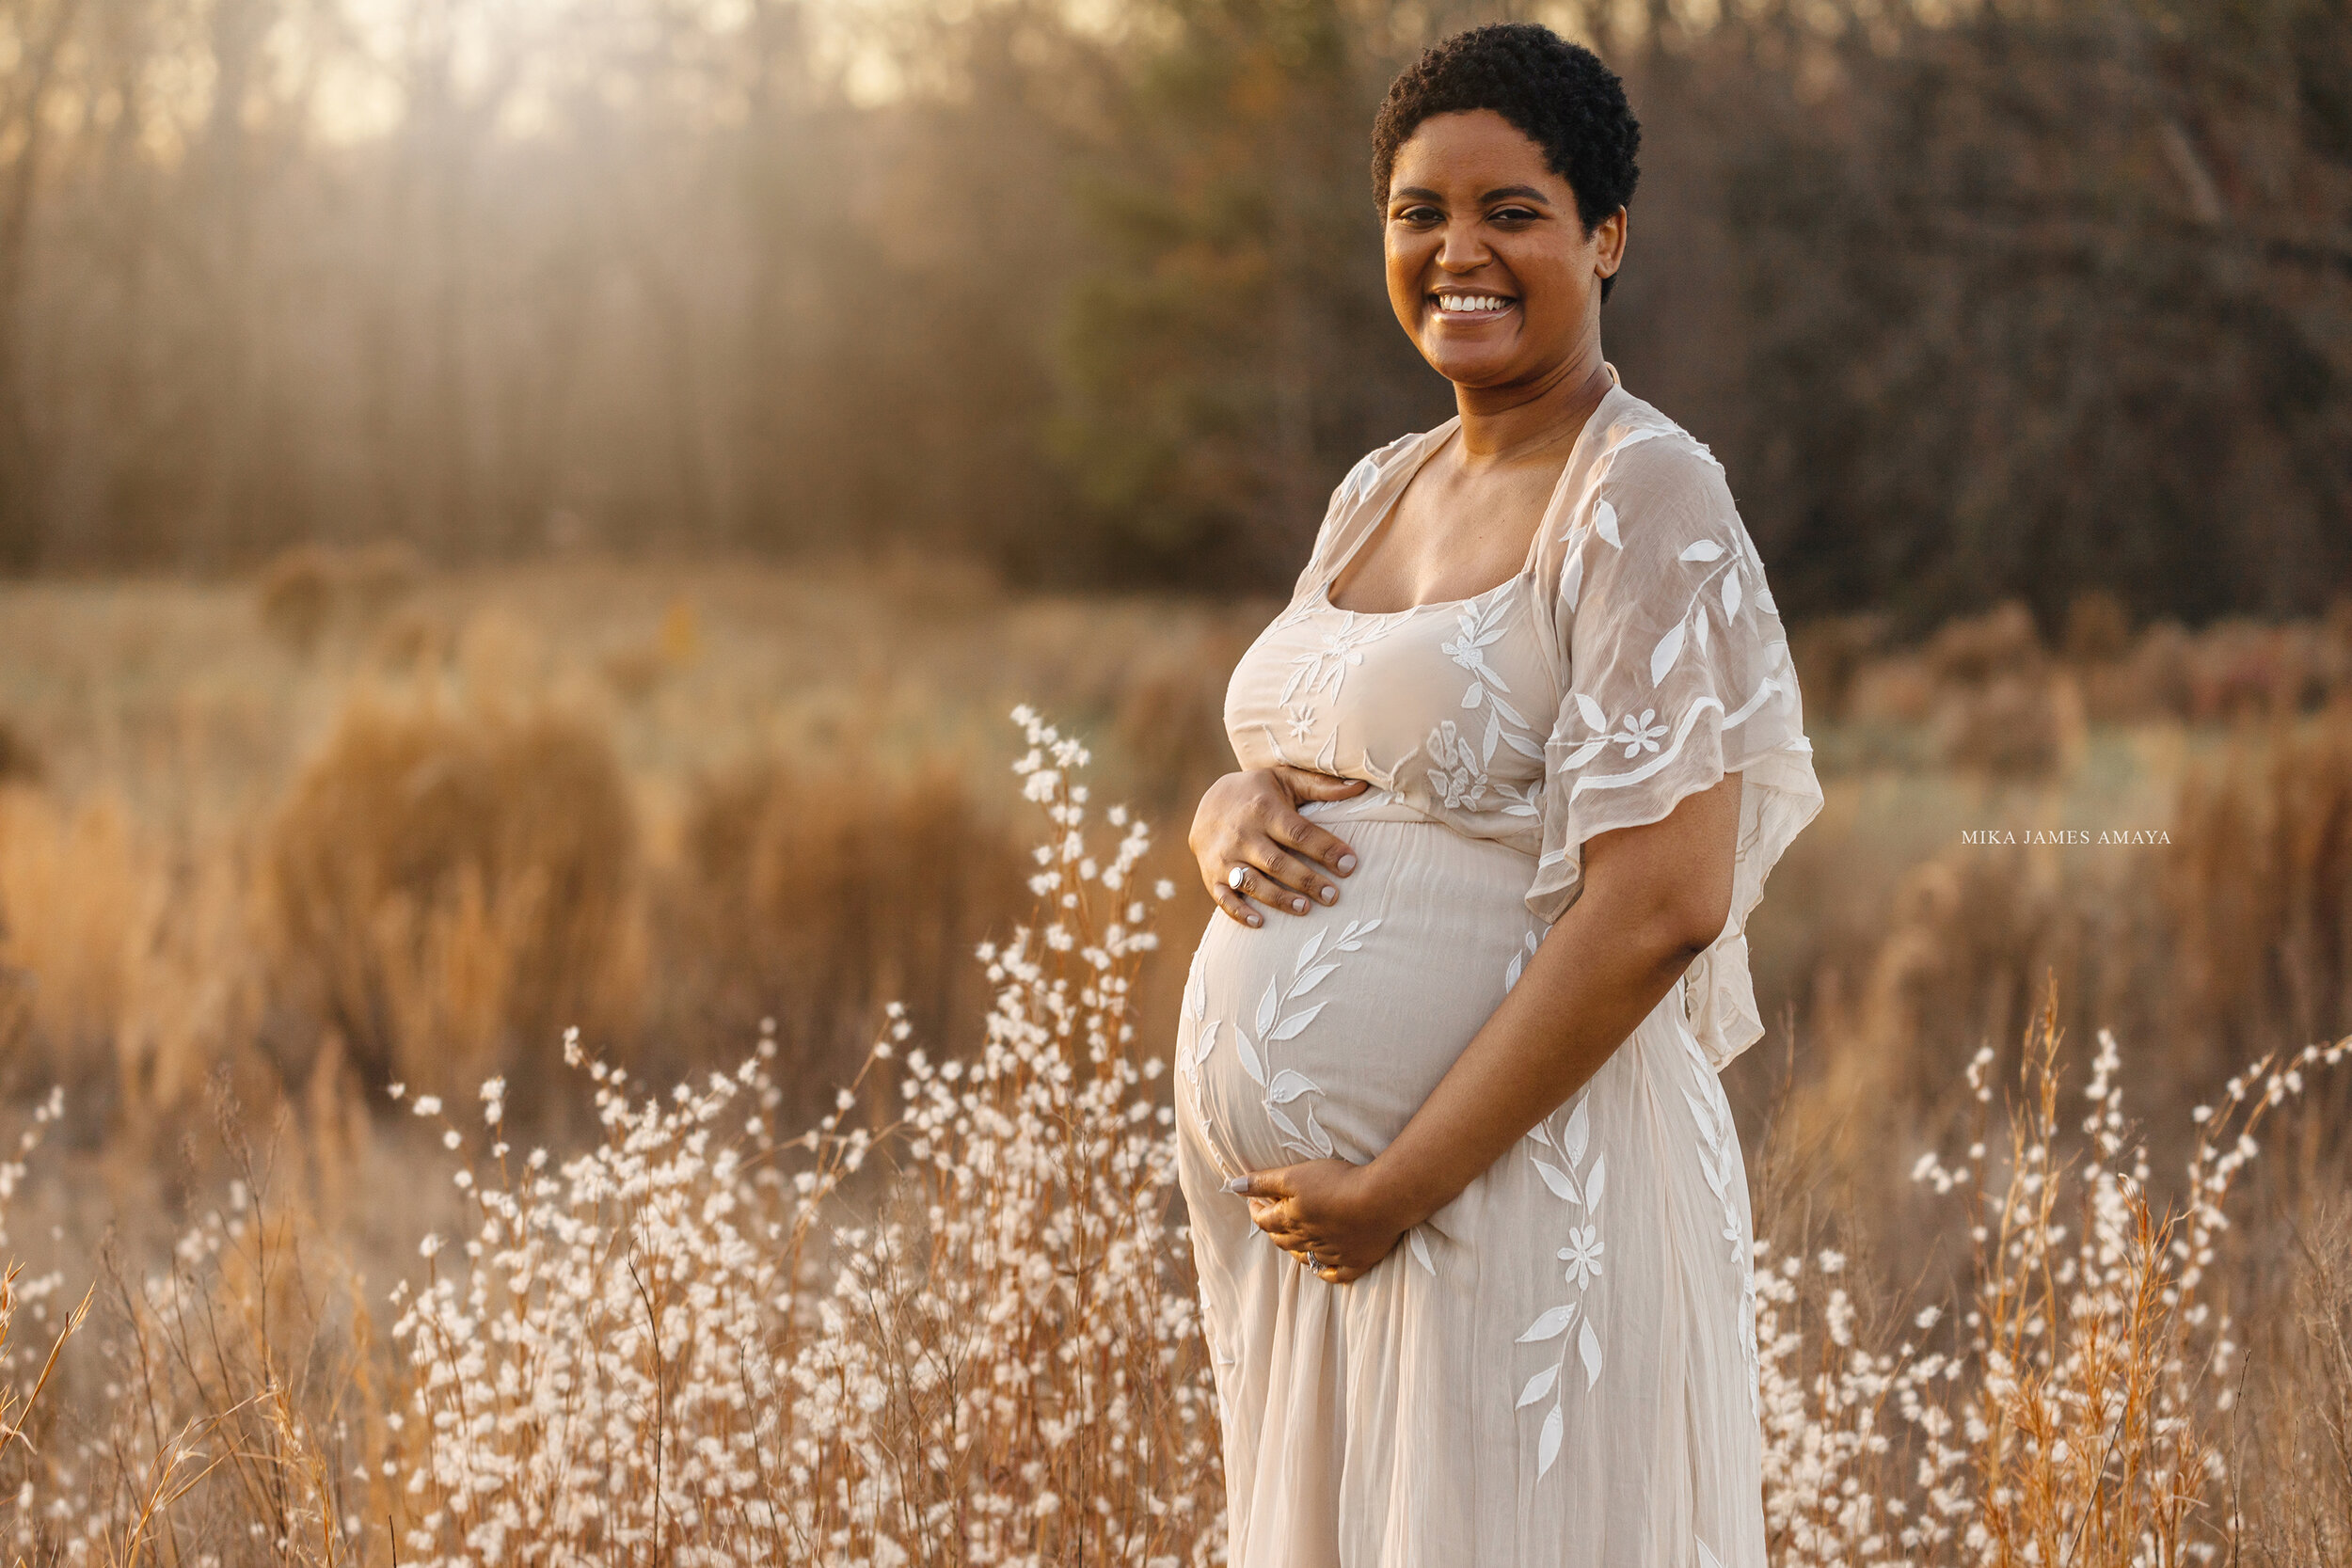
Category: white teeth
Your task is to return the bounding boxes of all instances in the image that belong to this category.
[1436,294,1509,313]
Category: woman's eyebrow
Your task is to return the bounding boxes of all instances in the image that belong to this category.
[1479,184,1551,205]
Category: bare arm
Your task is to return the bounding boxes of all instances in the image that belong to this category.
[1234,771,1743,1282]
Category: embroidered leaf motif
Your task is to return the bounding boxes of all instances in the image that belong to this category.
[1190,1020,1218,1073]
[1724,568,1743,619]
[1518,1305,1576,1343]
[1678,539,1724,562]
[1536,1405,1565,1477]
[1295,928,1327,974]
[1579,1317,1604,1387]
[1575,692,1607,733]
[1265,1069,1320,1104]
[1532,1159,1581,1205]
[1463,683,1484,710]
[1698,1540,1725,1568]
[1560,547,1584,611]
[1409,1227,1435,1275]
[1584,1153,1608,1212]
[1595,499,1620,547]
[1289,963,1340,998]
[1267,1002,1329,1041]
[1561,738,1607,769]
[1756,582,1777,614]
[1692,604,1710,656]
[1266,1105,1310,1151]
[1650,619,1686,686]
[1516,1364,1559,1409]
[1232,1029,1266,1085]
[1305,1104,1335,1157]
[1502,729,1545,761]
[1563,1100,1591,1166]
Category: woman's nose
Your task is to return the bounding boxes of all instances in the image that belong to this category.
[1436,220,1489,272]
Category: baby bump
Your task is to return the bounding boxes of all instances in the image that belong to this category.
[1174,818,1549,1177]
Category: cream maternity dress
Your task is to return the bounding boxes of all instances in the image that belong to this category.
[1172,367,1823,1568]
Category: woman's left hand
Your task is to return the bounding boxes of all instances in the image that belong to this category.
[1228,1159,1411,1284]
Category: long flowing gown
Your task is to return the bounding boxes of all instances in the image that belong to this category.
[1172,366,1824,1568]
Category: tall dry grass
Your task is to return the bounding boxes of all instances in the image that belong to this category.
[263,698,644,1103]
[0,712,2343,1564]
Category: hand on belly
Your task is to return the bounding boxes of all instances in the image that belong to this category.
[1227,1158,1409,1285]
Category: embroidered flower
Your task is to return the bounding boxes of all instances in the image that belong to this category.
[1608,708,1666,758]
[1558,1226,1604,1290]
[1424,721,1485,809]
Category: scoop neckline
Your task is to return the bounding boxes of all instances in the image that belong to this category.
[1316,368,1623,619]
[1313,563,1531,620]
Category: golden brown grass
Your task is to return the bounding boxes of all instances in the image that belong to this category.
[263,698,643,1102]
[0,565,2346,1559]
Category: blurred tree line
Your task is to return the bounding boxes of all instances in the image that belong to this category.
[0,0,2344,629]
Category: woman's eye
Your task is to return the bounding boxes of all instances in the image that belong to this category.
[1490,206,1539,224]
[1394,206,1441,225]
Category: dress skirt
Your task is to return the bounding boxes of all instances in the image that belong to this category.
[1172,800,1769,1568]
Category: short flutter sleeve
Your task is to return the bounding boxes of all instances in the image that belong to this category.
[1525,429,1823,1072]
[1287,432,1424,603]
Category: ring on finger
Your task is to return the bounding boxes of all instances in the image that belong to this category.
[1227,864,1248,892]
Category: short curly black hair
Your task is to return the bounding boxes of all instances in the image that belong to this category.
[1371,24,1642,302]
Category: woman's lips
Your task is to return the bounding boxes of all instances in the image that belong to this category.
[1428,292,1516,322]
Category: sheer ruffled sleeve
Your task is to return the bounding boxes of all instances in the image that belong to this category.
[1525,430,1823,1072]
[1288,433,1423,601]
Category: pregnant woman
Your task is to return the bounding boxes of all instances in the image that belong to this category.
[1172,24,1823,1568]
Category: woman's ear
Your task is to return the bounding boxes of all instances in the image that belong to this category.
[1596,207,1628,280]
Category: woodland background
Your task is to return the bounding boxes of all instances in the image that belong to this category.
[0,0,2349,1558]
[0,0,2345,630]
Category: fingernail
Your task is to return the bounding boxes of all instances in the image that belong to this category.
[1337,855,1357,875]
[1224,1176,1249,1194]
[1247,912,1262,927]
[1317,885,1338,905]
[1291,896,1307,913]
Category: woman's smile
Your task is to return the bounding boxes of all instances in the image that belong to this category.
[1429,291,1518,322]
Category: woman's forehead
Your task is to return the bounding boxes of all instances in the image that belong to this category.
[1390,111,1564,191]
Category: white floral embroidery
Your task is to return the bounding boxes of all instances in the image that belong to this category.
[1225,919,1381,1164]
[1280,610,1384,708]
[1557,1226,1603,1290]
[1677,1016,1760,1423]
[1441,596,1545,767]
[1424,721,1540,816]
[1517,1094,1608,1479]
[1503,928,1542,991]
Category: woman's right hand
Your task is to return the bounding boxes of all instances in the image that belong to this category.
[1189,766,1368,927]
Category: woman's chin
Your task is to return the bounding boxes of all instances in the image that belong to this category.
[1424,348,1534,390]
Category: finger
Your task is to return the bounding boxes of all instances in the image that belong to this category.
[1247,845,1337,910]
[1210,883,1264,929]
[1272,765,1370,803]
[1222,863,1314,917]
[1264,810,1360,882]
[1227,1167,1294,1200]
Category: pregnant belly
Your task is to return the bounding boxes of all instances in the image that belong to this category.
[1174,817,1549,1178]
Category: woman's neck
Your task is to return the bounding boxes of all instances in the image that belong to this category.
[1451,343,1613,467]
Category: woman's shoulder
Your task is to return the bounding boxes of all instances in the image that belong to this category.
[1331,422,1445,508]
[1584,388,1724,488]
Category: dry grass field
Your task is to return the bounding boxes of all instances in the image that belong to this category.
[0,557,2348,1563]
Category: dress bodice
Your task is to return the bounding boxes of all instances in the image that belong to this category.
[1221,367,1825,1073]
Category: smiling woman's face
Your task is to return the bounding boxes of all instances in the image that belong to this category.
[1383,109,1625,393]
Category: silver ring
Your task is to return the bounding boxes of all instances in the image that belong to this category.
[1227,864,1248,891]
